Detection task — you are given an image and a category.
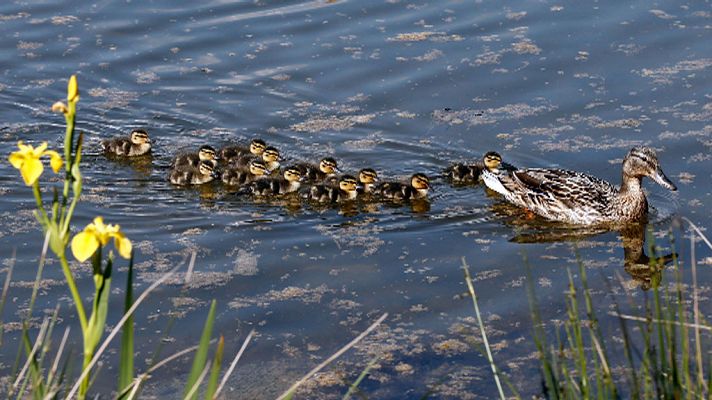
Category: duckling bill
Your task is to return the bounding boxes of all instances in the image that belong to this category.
[102,129,151,157]
[482,146,677,225]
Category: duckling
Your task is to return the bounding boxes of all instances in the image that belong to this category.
[102,129,151,157]
[295,157,339,183]
[376,173,430,201]
[169,160,217,185]
[231,146,282,172]
[221,159,269,186]
[357,168,379,194]
[306,175,359,203]
[171,145,217,169]
[244,166,303,196]
[445,151,514,183]
[481,146,678,225]
[218,138,266,162]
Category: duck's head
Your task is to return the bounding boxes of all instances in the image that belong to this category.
[248,159,269,176]
[198,145,217,161]
[283,166,303,182]
[250,138,267,155]
[623,147,677,191]
[198,160,216,177]
[262,146,281,163]
[483,151,502,171]
[339,175,359,193]
[130,129,150,145]
[319,157,339,174]
[358,168,378,185]
[410,173,430,190]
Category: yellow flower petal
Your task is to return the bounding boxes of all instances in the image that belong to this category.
[71,231,100,262]
[34,142,48,156]
[17,141,31,152]
[114,235,133,259]
[8,152,25,169]
[20,157,44,186]
[68,75,79,102]
[46,150,63,173]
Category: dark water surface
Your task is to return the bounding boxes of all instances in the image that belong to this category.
[1,0,711,398]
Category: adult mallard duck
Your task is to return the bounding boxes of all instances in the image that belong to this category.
[481,147,677,225]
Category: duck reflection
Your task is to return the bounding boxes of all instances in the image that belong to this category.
[492,203,675,290]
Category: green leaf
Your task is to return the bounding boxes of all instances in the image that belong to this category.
[184,299,217,400]
[84,253,112,360]
[204,335,224,400]
[118,252,135,399]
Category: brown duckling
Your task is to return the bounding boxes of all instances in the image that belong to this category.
[230,146,282,172]
[376,173,430,201]
[357,168,379,194]
[221,159,269,186]
[243,166,303,196]
[218,138,266,162]
[171,145,217,169]
[305,175,359,203]
[102,129,151,157]
[169,160,217,185]
[295,157,339,183]
[445,151,514,183]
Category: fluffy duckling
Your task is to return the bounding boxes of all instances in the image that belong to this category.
[221,159,269,186]
[446,151,513,183]
[376,173,431,201]
[171,145,217,169]
[218,138,266,162]
[102,129,151,157]
[306,175,359,203]
[244,166,303,196]
[169,160,217,185]
[357,168,379,194]
[295,157,339,183]
[231,146,282,172]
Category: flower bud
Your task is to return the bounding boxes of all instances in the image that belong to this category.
[52,101,68,114]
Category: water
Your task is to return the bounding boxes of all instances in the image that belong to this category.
[1,0,711,397]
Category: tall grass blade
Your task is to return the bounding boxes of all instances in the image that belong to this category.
[118,253,136,398]
[0,248,15,346]
[213,329,255,399]
[342,354,380,400]
[66,263,182,400]
[204,335,224,400]
[183,299,217,400]
[461,257,505,399]
[276,312,388,400]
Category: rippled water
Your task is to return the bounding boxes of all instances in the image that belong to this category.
[1,0,711,397]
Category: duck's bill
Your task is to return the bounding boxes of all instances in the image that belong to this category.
[652,168,677,191]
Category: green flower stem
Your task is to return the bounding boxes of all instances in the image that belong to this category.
[58,251,87,332]
[31,181,48,226]
[59,103,76,224]
[61,187,81,237]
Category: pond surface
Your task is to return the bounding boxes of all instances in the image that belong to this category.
[1,0,711,398]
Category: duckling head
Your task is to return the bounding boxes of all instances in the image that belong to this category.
[483,151,502,171]
[623,147,677,191]
[250,138,267,155]
[198,160,216,177]
[410,173,430,190]
[319,157,339,174]
[262,146,281,163]
[358,168,378,185]
[198,145,217,161]
[283,166,303,182]
[248,159,269,176]
[339,175,359,193]
[130,129,150,145]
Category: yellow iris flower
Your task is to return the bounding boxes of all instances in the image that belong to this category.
[71,216,132,262]
[8,141,63,186]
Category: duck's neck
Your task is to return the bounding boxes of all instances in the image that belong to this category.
[616,172,648,219]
